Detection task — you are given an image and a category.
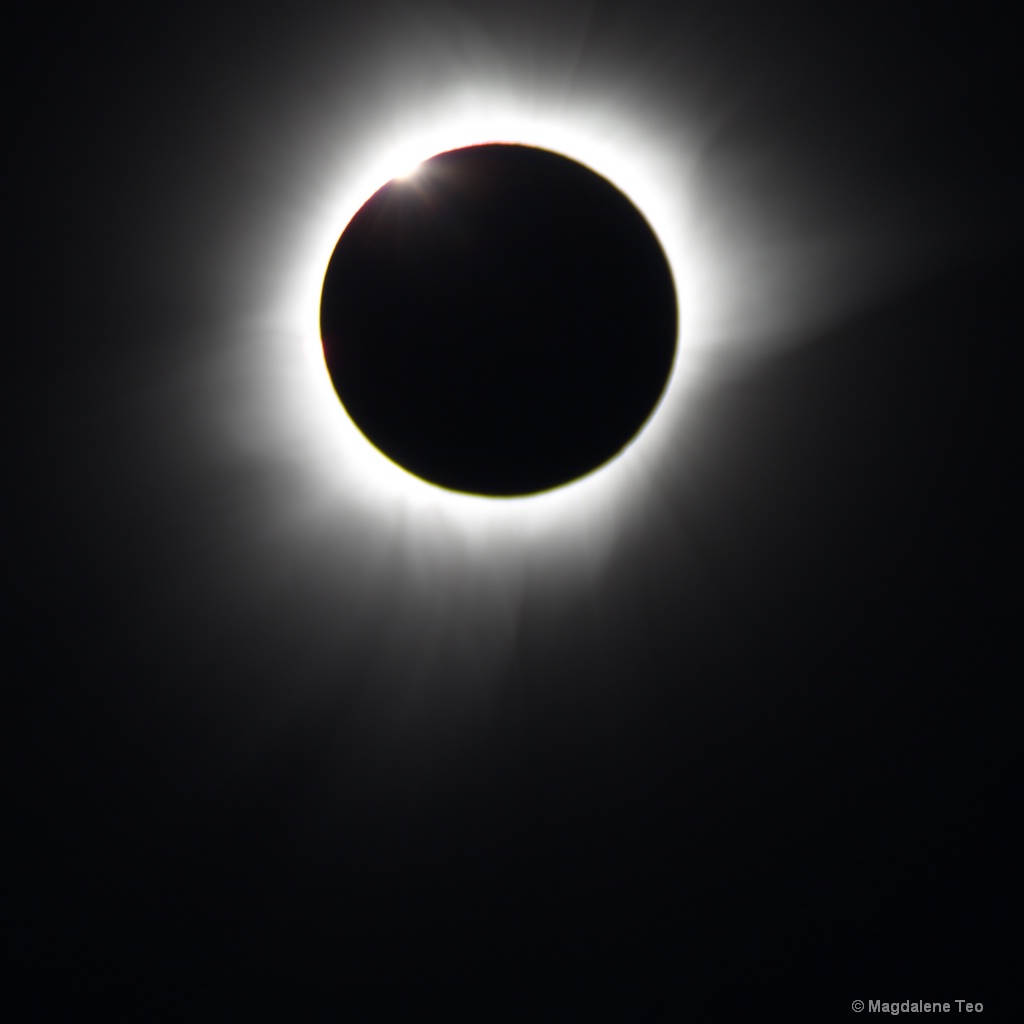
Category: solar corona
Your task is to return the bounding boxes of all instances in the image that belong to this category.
[251,72,886,583]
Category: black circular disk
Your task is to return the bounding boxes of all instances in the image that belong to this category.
[320,143,677,496]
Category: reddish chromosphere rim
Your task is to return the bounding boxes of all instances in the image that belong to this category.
[319,143,677,497]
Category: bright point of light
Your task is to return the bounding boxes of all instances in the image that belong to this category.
[391,157,424,180]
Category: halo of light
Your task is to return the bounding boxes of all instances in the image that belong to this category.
[197,22,926,701]
[280,90,710,557]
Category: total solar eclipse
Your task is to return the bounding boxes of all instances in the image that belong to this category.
[319,143,677,497]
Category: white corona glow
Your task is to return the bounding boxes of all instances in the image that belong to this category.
[284,92,707,558]
[237,79,911,581]
[197,16,925,701]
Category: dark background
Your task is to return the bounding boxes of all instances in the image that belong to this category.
[10,1,1019,1016]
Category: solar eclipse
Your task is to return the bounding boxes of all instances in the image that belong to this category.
[17,2,1015,1012]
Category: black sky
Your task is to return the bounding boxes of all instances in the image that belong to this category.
[10,1,1020,1016]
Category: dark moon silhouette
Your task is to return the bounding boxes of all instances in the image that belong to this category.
[319,143,677,496]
